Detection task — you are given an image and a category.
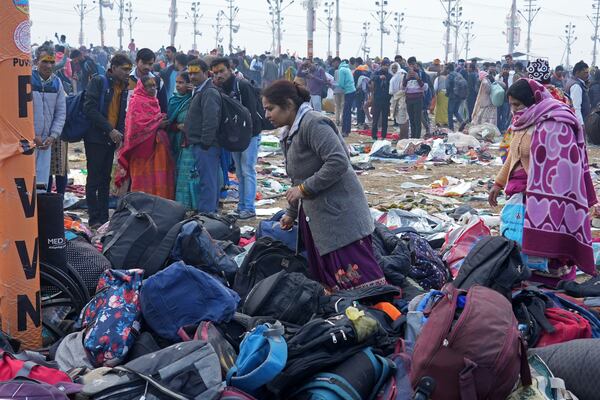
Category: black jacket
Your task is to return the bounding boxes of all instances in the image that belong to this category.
[222,76,261,136]
[83,73,128,146]
[185,79,222,149]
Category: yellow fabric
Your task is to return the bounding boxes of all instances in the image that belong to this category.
[434,92,449,126]
[107,83,124,129]
[495,126,533,187]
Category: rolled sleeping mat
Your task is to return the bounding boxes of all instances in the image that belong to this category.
[530,338,600,400]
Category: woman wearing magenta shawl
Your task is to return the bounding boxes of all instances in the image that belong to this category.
[489,78,598,286]
[115,76,174,199]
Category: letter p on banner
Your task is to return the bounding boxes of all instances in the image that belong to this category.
[0,0,41,349]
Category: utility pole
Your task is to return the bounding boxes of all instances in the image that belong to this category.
[74,0,95,47]
[440,0,456,63]
[562,22,577,71]
[463,20,474,60]
[117,0,124,50]
[125,1,137,43]
[518,0,540,61]
[335,0,341,57]
[589,0,600,66]
[187,2,202,51]
[507,0,517,56]
[392,11,404,56]
[268,7,277,53]
[96,0,112,47]
[451,1,463,62]
[372,0,390,59]
[320,1,334,58]
[360,21,371,60]
[168,0,177,46]
[304,0,316,60]
[214,10,225,53]
[267,0,294,57]
[225,0,240,55]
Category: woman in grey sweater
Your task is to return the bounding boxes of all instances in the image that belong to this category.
[261,80,386,292]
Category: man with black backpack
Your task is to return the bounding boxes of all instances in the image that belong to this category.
[211,57,260,220]
[83,53,132,229]
[185,58,223,213]
[446,62,467,131]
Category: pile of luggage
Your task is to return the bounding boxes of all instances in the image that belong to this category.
[5,191,600,399]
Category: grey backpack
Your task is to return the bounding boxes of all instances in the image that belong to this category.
[81,341,223,400]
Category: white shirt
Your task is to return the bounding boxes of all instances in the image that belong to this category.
[570,81,584,124]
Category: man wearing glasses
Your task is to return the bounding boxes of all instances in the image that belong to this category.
[83,53,132,229]
[32,45,66,192]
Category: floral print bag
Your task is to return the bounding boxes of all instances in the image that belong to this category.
[79,269,144,367]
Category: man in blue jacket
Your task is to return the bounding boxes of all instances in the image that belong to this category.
[337,60,356,136]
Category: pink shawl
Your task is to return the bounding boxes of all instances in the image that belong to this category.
[511,79,598,274]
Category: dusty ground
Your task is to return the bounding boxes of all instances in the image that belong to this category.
[66,123,600,233]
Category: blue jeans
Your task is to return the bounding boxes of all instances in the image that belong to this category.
[192,145,221,213]
[497,101,511,133]
[310,95,322,112]
[342,91,356,135]
[220,149,231,197]
[447,97,464,131]
[232,135,259,213]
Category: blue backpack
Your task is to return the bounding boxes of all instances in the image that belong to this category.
[140,261,240,341]
[61,76,108,143]
[226,322,287,396]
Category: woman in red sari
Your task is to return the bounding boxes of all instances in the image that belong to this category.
[116,76,174,199]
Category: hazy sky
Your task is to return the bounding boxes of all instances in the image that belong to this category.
[29,0,599,67]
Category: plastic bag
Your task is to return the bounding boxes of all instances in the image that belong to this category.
[500,193,548,272]
[441,215,491,277]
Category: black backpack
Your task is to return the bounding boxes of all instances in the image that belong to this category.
[241,270,324,325]
[233,237,309,302]
[101,192,187,275]
[267,312,380,397]
[218,88,253,152]
[452,236,530,299]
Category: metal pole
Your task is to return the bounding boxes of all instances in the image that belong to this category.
[335,0,341,57]
[442,0,453,63]
[277,2,282,56]
[307,0,315,59]
[99,2,106,47]
[589,0,600,66]
[118,0,124,50]
[508,0,516,56]
[169,0,177,46]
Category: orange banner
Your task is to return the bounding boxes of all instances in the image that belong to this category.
[0,0,41,349]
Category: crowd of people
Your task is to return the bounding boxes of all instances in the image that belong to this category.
[31,32,598,290]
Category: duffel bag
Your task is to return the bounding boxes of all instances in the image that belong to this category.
[101,192,186,274]
[291,347,394,400]
[197,212,241,244]
[80,341,223,400]
[234,237,309,303]
[0,377,82,399]
[241,270,324,325]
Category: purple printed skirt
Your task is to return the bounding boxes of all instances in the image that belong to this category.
[298,207,387,293]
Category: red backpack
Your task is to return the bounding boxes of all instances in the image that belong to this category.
[0,351,72,385]
[410,284,531,400]
[536,308,592,347]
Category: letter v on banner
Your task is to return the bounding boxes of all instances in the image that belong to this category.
[0,0,41,348]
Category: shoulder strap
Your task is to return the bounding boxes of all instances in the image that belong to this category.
[143,219,187,275]
[114,366,189,400]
